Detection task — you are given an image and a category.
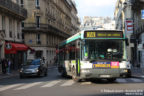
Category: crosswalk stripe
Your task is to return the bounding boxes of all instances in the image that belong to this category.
[60,80,75,86]
[81,82,92,85]
[130,78,143,82]
[0,84,22,92]
[116,79,127,83]
[14,82,42,90]
[41,80,61,88]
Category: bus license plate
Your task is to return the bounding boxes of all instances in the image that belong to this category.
[100,75,110,78]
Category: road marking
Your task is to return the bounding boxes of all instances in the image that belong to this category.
[0,84,22,92]
[130,78,143,82]
[60,80,75,86]
[81,82,92,85]
[116,79,127,83]
[41,80,61,87]
[14,82,42,90]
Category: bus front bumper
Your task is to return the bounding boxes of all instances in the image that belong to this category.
[80,68,129,79]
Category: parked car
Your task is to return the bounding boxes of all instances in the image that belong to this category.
[19,59,47,78]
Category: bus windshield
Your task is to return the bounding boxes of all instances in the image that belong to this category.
[82,40,127,61]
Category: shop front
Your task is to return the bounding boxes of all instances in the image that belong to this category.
[5,42,29,70]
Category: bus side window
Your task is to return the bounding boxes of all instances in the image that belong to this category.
[69,51,75,60]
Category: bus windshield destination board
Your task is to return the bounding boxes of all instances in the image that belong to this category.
[84,31,123,38]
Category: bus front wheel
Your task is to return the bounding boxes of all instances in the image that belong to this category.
[107,78,116,82]
[72,67,81,82]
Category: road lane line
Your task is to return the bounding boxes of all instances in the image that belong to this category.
[130,78,143,82]
[41,80,61,87]
[116,79,127,83]
[14,82,42,90]
[60,80,75,86]
[0,84,22,92]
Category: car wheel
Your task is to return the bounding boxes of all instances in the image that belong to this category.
[20,75,24,79]
[37,72,41,77]
[44,70,47,76]
[107,78,116,82]
[61,69,67,77]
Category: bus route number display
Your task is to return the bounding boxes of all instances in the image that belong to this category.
[84,31,123,38]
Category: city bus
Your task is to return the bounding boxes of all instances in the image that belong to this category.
[57,30,131,82]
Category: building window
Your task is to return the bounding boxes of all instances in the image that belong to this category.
[35,51,42,58]
[20,0,24,7]
[35,0,40,8]
[21,21,24,28]
[16,0,19,4]
[22,33,24,41]
[36,16,40,28]
[17,23,20,39]
[9,19,12,38]
[36,34,41,44]
[47,35,49,45]
[17,33,20,39]
[2,16,5,30]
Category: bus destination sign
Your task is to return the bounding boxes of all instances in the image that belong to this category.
[84,31,123,38]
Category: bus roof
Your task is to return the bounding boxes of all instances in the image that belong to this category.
[59,30,125,47]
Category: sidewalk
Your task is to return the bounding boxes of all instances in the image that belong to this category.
[0,70,19,80]
[131,67,144,78]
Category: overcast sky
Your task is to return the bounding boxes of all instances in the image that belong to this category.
[75,0,117,20]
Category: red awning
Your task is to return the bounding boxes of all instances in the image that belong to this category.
[5,42,29,54]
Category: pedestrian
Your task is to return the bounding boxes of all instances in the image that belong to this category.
[7,59,11,74]
[42,57,45,63]
[5,59,8,74]
[2,58,7,74]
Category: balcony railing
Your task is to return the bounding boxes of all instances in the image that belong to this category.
[0,0,27,19]
[23,23,71,38]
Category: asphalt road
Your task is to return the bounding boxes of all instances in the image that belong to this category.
[0,68,144,96]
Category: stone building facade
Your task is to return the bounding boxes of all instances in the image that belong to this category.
[22,0,80,66]
[114,0,134,67]
[114,0,144,69]
[132,0,144,69]
[0,0,27,72]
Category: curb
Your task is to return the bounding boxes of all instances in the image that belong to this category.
[131,75,144,78]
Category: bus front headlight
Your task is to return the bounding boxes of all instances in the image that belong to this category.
[121,69,128,73]
[81,70,90,73]
[20,68,23,72]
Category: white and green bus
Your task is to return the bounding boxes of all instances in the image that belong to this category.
[57,30,131,82]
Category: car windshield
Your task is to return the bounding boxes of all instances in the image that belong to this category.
[26,59,41,65]
[82,40,127,61]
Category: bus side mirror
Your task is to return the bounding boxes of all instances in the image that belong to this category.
[126,38,129,46]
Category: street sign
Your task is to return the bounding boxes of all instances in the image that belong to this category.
[125,20,133,34]
[141,10,144,19]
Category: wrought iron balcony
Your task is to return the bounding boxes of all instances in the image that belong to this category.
[23,23,71,38]
[0,0,27,19]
